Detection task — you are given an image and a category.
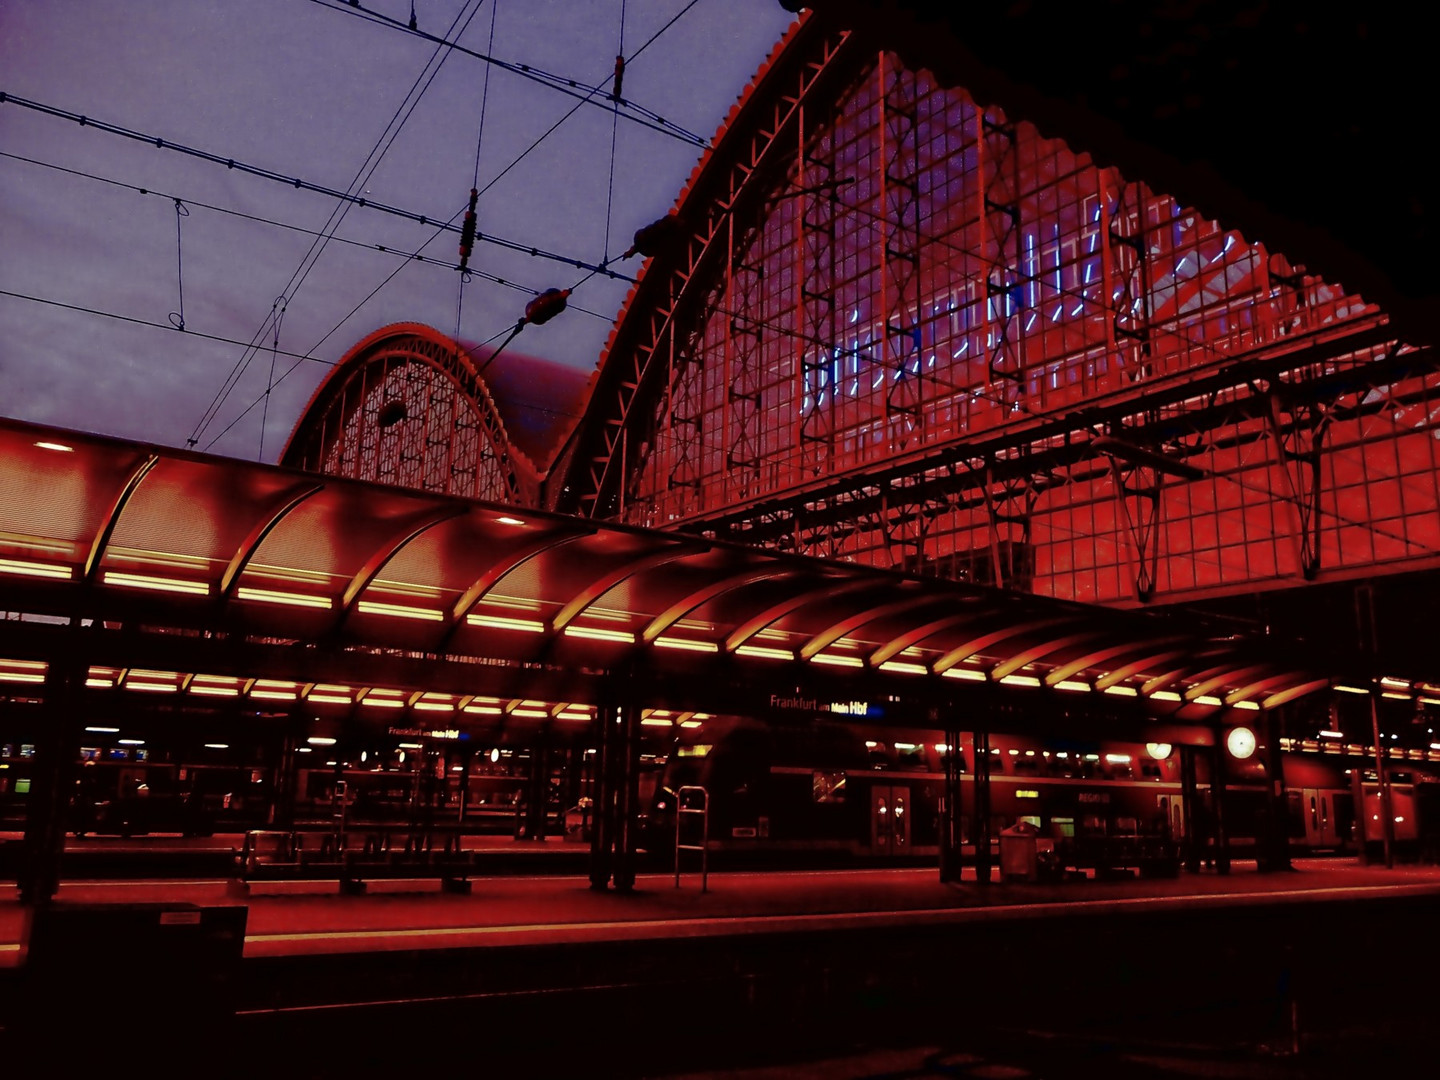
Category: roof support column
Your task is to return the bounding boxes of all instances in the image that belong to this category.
[17,648,85,906]
[938,725,964,884]
[1209,737,1232,876]
[588,680,643,893]
[971,730,993,885]
[1179,745,1201,875]
[1258,707,1292,872]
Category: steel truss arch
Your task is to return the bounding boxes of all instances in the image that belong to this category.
[282,322,529,506]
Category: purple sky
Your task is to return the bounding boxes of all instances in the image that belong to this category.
[0,1,795,460]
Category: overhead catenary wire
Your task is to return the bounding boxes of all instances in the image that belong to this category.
[168,198,189,331]
[185,0,714,445]
[0,95,634,284]
[190,0,488,452]
[0,151,613,322]
[456,0,500,340]
[306,0,710,149]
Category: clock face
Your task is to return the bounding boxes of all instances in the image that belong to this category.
[1226,726,1257,760]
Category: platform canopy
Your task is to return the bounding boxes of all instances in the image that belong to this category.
[0,417,1340,738]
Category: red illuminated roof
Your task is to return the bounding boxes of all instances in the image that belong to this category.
[0,416,1341,729]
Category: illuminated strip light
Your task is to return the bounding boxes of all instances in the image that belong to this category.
[1149,690,1182,702]
[1319,729,1344,738]
[1334,684,1370,695]
[1420,696,1440,706]
[251,690,298,701]
[0,672,45,684]
[127,682,178,693]
[357,600,443,621]
[0,558,72,580]
[734,645,793,661]
[942,668,986,682]
[307,694,352,705]
[361,696,406,709]
[34,441,73,452]
[510,708,550,719]
[413,701,456,713]
[879,661,928,675]
[1054,680,1091,693]
[1193,695,1224,707]
[640,718,674,727]
[1105,754,1133,764]
[118,739,145,746]
[556,711,592,721]
[998,674,1042,687]
[1382,691,1412,701]
[468,614,546,633]
[1380,676,1411,690]
[236,586,333,609]
[204,743,229,750]
[398,742,425,750]
[1103,685,1139,697]
[190,686,240,697]
[812,652,863,668]
[85,726,119,733]
[103,571,210,595]
[307,737,336,747]
[563,625,636,643]
[654,636,719,653]
[1233,700,1261,711]
[679,720,702,729]
[463,704,503,715]
[85,678,116,689]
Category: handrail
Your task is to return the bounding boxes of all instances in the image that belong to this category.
[673,785,709,893]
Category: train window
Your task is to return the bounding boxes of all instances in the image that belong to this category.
[812,771,846,803]
[1018,815,1041,829]
[1051,816,1075,838]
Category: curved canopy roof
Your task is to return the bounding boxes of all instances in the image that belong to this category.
[0,416,1348,735]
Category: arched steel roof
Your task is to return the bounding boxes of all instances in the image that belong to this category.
[0,416,1362,736]
[282,322,591,508]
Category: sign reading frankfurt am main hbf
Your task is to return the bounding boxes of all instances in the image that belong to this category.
[768,694,884,719]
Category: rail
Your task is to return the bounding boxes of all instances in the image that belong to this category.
[674,786,709,893]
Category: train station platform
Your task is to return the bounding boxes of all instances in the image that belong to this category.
[4,856,1439,965]
[2,859,1437,1076]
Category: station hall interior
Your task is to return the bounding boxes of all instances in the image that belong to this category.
[1,2,1438,1073]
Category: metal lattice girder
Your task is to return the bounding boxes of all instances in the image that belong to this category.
[571,13,1440,613]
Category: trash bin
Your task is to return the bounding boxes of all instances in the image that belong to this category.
[999,821,1040,882]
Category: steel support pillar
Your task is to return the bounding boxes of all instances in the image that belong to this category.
[18,653,83,906]
[972,730,993,884]
[1179,745,1200,874]
[1260,708,1292,872]
[525,735,550,842]
[611,703,643,892]
[1210,739,1231,875]
[271,715,300,830]
[939,726,963,883]
[588,703,619,890]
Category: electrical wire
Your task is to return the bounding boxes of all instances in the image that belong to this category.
[0,96,633,289]
[191,0,488,451]
[0,150,614,322]
[0,287,335,368]
[305,0,709,148]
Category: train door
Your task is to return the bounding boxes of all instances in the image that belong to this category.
[1300,788,1346,849]
[870,785,910,855]
[1156,793,1185,840]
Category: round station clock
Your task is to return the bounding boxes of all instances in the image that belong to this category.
[1226,726,1257,759]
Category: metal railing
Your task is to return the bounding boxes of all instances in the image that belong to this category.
[673,785,709,892]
